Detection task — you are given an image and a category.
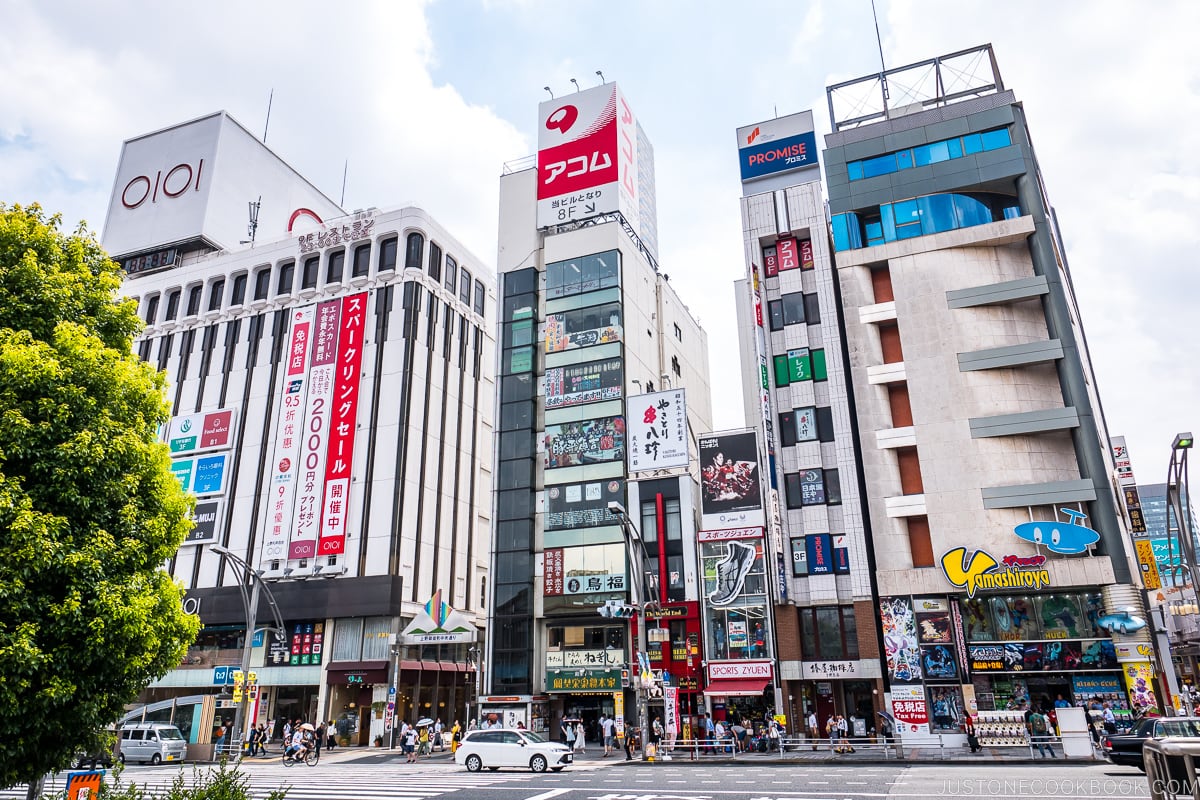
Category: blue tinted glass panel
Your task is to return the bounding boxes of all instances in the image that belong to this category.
[920,194,958,235]
[947,138,963,159]
[831,214,861,251]
[895,224,923,240]
[1003,205,1022,220]
[914,140,951,166]
[962,134,983,154]
[893,199,920,226]
[881,204,897,242]
[953,194,993,228]
[980,128,1011,150]
[865,221,884,247]
[896,150,913,170]
[861,153,898,178]
[847,161,864,181]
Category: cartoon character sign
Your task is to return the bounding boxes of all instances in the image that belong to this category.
[1013,508,1100,554]
[880,597,923,683]
[921,645,958,680]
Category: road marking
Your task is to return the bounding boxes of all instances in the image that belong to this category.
[524,791,571,800]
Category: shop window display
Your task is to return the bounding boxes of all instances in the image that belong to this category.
[927,685,965,732]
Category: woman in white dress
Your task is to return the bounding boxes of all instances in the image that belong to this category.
[574,721,586,753]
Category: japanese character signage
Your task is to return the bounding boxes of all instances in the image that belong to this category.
[544,548,565,596]
[545,479,624,531]
[699,430,765,529]
[546,668,621,692]
[288,621,323,666]
[545,649,622,668]
[545,357,623,409]
[167,407,237,455]
[806,533,833,575]
[318,292,367,556]
[564,572,626,595]
[296,210,375,255]
[261,305,315,565]
[183,498,224,545]
[801,660,861,679]
[287,300,340,560]
[544,416,625,468]
[1112,436,1148,536]
[890,685,930,735]
[627,389,689,472]
[536,83,638,231]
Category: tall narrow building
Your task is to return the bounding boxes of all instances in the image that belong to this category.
[489,82,713,736]
[822,45,1151,740]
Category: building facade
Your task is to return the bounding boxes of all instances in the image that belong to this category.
[732,110,884,731]
[822,46,1151,739]
[109,112,496,748]
[488,81,713,739]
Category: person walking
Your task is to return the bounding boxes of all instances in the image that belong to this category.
[402,723,418,763]
[327,720,338,750]
[450,720,462,754]
[563,718,576,748]
[314,721,326,757]
[837,715,854,753]
[826,714,838,753]
[574,721,587,754]
[601,715,615,757]
[434,718,444,751]
[1028,707,1057,759]
[807,709,819,751]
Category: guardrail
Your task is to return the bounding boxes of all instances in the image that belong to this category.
[1144,738,1200,800]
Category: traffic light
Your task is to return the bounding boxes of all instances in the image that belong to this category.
[597,599,638,618]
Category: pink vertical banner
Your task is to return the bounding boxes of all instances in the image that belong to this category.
[260,306,315,567]
[287,300,340,560]
[318,292,367,556]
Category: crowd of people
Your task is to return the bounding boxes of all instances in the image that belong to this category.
[239,717,340,760]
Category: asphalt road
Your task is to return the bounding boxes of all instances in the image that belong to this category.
[9,757,1162,800]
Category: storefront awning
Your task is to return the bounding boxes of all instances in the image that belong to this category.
[703,678,770,697]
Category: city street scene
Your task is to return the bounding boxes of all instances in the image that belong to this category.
[2,2,1198,800]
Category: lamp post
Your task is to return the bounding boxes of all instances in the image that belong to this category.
[466,645,482,727]
[1165,433,1198,707]
[209,544,286,755]
[608,500,655,761]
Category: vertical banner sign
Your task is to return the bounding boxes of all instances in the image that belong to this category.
[627,389,689,471]
[319,293,368,556]
[288,300,340,560]
[748,265,777,490]
[664,686,679,738]
[261,306,315,565]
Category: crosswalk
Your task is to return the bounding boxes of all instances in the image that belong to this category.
[2,761,573,800]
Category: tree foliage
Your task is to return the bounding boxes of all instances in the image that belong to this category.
[0,204,199,788]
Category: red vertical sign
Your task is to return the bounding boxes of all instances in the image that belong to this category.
[777,238,799,271]
[318,293,368,555]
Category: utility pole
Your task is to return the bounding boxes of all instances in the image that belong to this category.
[608,501,656,760]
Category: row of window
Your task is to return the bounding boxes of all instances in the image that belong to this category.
[784,467,842,508]
[846,127,1013,181]
[779,406,835,447]
[798,606,860,661]
[767,292,821,330]
[773,348,828,386]
[135,232,486,327]
[545,249,620,299]
[831,191,1022,252]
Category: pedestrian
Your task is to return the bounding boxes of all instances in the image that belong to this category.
[837,714,853,753]
[625,726,638,760]
[434,718,444,751]
[314,721,325,757]
[563,718,576,748]
[767,720,780,752]
[826,714,838,753]
[451,720,462,754]
[1028,707,1057,759]
[418,724,431,757]
[703,713,715,754]
[963,715,981,753]
[283,718,293,745]
[327,720,338,750]
[714,719,727,752]
[403,723,418,763]
[1102,702,1118,734]
[807,708,819,751]
[214,720,228,749]
[574,721,586,753]
[602,714,615,757]
[468,718,478,731]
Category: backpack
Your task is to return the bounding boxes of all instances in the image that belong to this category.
[1030,713,1047,733]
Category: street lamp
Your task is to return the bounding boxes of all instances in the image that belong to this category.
[607,500,656,761]
[209,544,286,755]
[466,645,482,727]
[1166,433,1199,705]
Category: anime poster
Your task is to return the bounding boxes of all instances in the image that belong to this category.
[1081,640,1119,670]
[927,686,965,732]
[1039,595,1082,638]
[880,597,923,683]
[1022,643,1044,671]
[990,596,1037,640]
[916,612,952,643]
[921,645,958,680]
[1123,662,1157,711]
[1043,640,1083,670]
[698,432,763,519]
[961,597,994,641]
[1002,643,1025,671]
[544,416,625,468]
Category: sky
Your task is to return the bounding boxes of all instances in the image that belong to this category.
[2,0,1197,483]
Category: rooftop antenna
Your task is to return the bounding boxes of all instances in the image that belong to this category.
[340,160,348,208]
[870,0,890,104]
[595,70,605,84]
[263,88,274,143]
[242,196,261,244]
[544,86,554,99]
[569,78,580,92]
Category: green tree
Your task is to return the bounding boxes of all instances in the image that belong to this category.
[0,204,199,792]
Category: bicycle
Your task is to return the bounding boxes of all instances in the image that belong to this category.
[282,745,319,766]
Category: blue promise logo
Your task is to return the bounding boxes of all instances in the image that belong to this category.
[1013,508,1099,554]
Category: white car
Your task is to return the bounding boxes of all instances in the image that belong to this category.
[454,729,573,772]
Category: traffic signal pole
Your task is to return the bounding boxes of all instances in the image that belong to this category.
[607,501,653,761]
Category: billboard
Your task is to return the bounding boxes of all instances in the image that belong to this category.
[182,498,225,545]
[544,478,624,531]
[699,431,764,529]
[544,416,625,468]
[170,453,229,497]
[736,110,819,183]
[536,83,638,231]
[167,408,237,455]
[318,293,368,556]
[545,357,623,409]
[544,306,622,353]
[627,389,689,472]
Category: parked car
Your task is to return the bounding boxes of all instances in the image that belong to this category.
[1104,717,1200,770]
[453,729,573,773]
[118,722,187,765]
[74,745,115,769]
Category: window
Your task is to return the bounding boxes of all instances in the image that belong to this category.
[186,286,202,316]
[816,406,835,443]
[326,251,345,283]
[445,255,458,292]
[428,242,443,281]
[803,293,821,324]
[773,355,789,387]
[405,232,424,270]
[460,268,472,304]
[671,355,681,377]
[825,469,842,505]
[673,323,682,341]
[352,243,370,278]
[207,280,224,312]
[378,237,397,272]
[781,292,805,325]
[812,349,828,381]
[779,411,797,448]
[784,473,803,509]
[474,280,485,316]
[799,607,859,660]
[847,128,1011,181]
[790,537,808,576]
[277,262,294,295]
[253,268,271,301]
[165,290,180,321]
[143,295,159,324]
[545,249,619,299]
[767,299,784,331]
[799,468,825,505]
[230,274,247,306]
[301,256,319,290]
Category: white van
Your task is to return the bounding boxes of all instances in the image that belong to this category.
[119,723,187,765]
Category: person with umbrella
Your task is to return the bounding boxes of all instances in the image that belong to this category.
[416,717,434,758]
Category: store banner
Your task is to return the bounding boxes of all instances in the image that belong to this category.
[261,305,315,566]
[544,479,624,531]
[891,685,930,736]
[699,430,765,529]
[287,300,341,560]
[318,292,368,556]
[627,389,689,471]
[545,357,623,409]
[664,686,679,737]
